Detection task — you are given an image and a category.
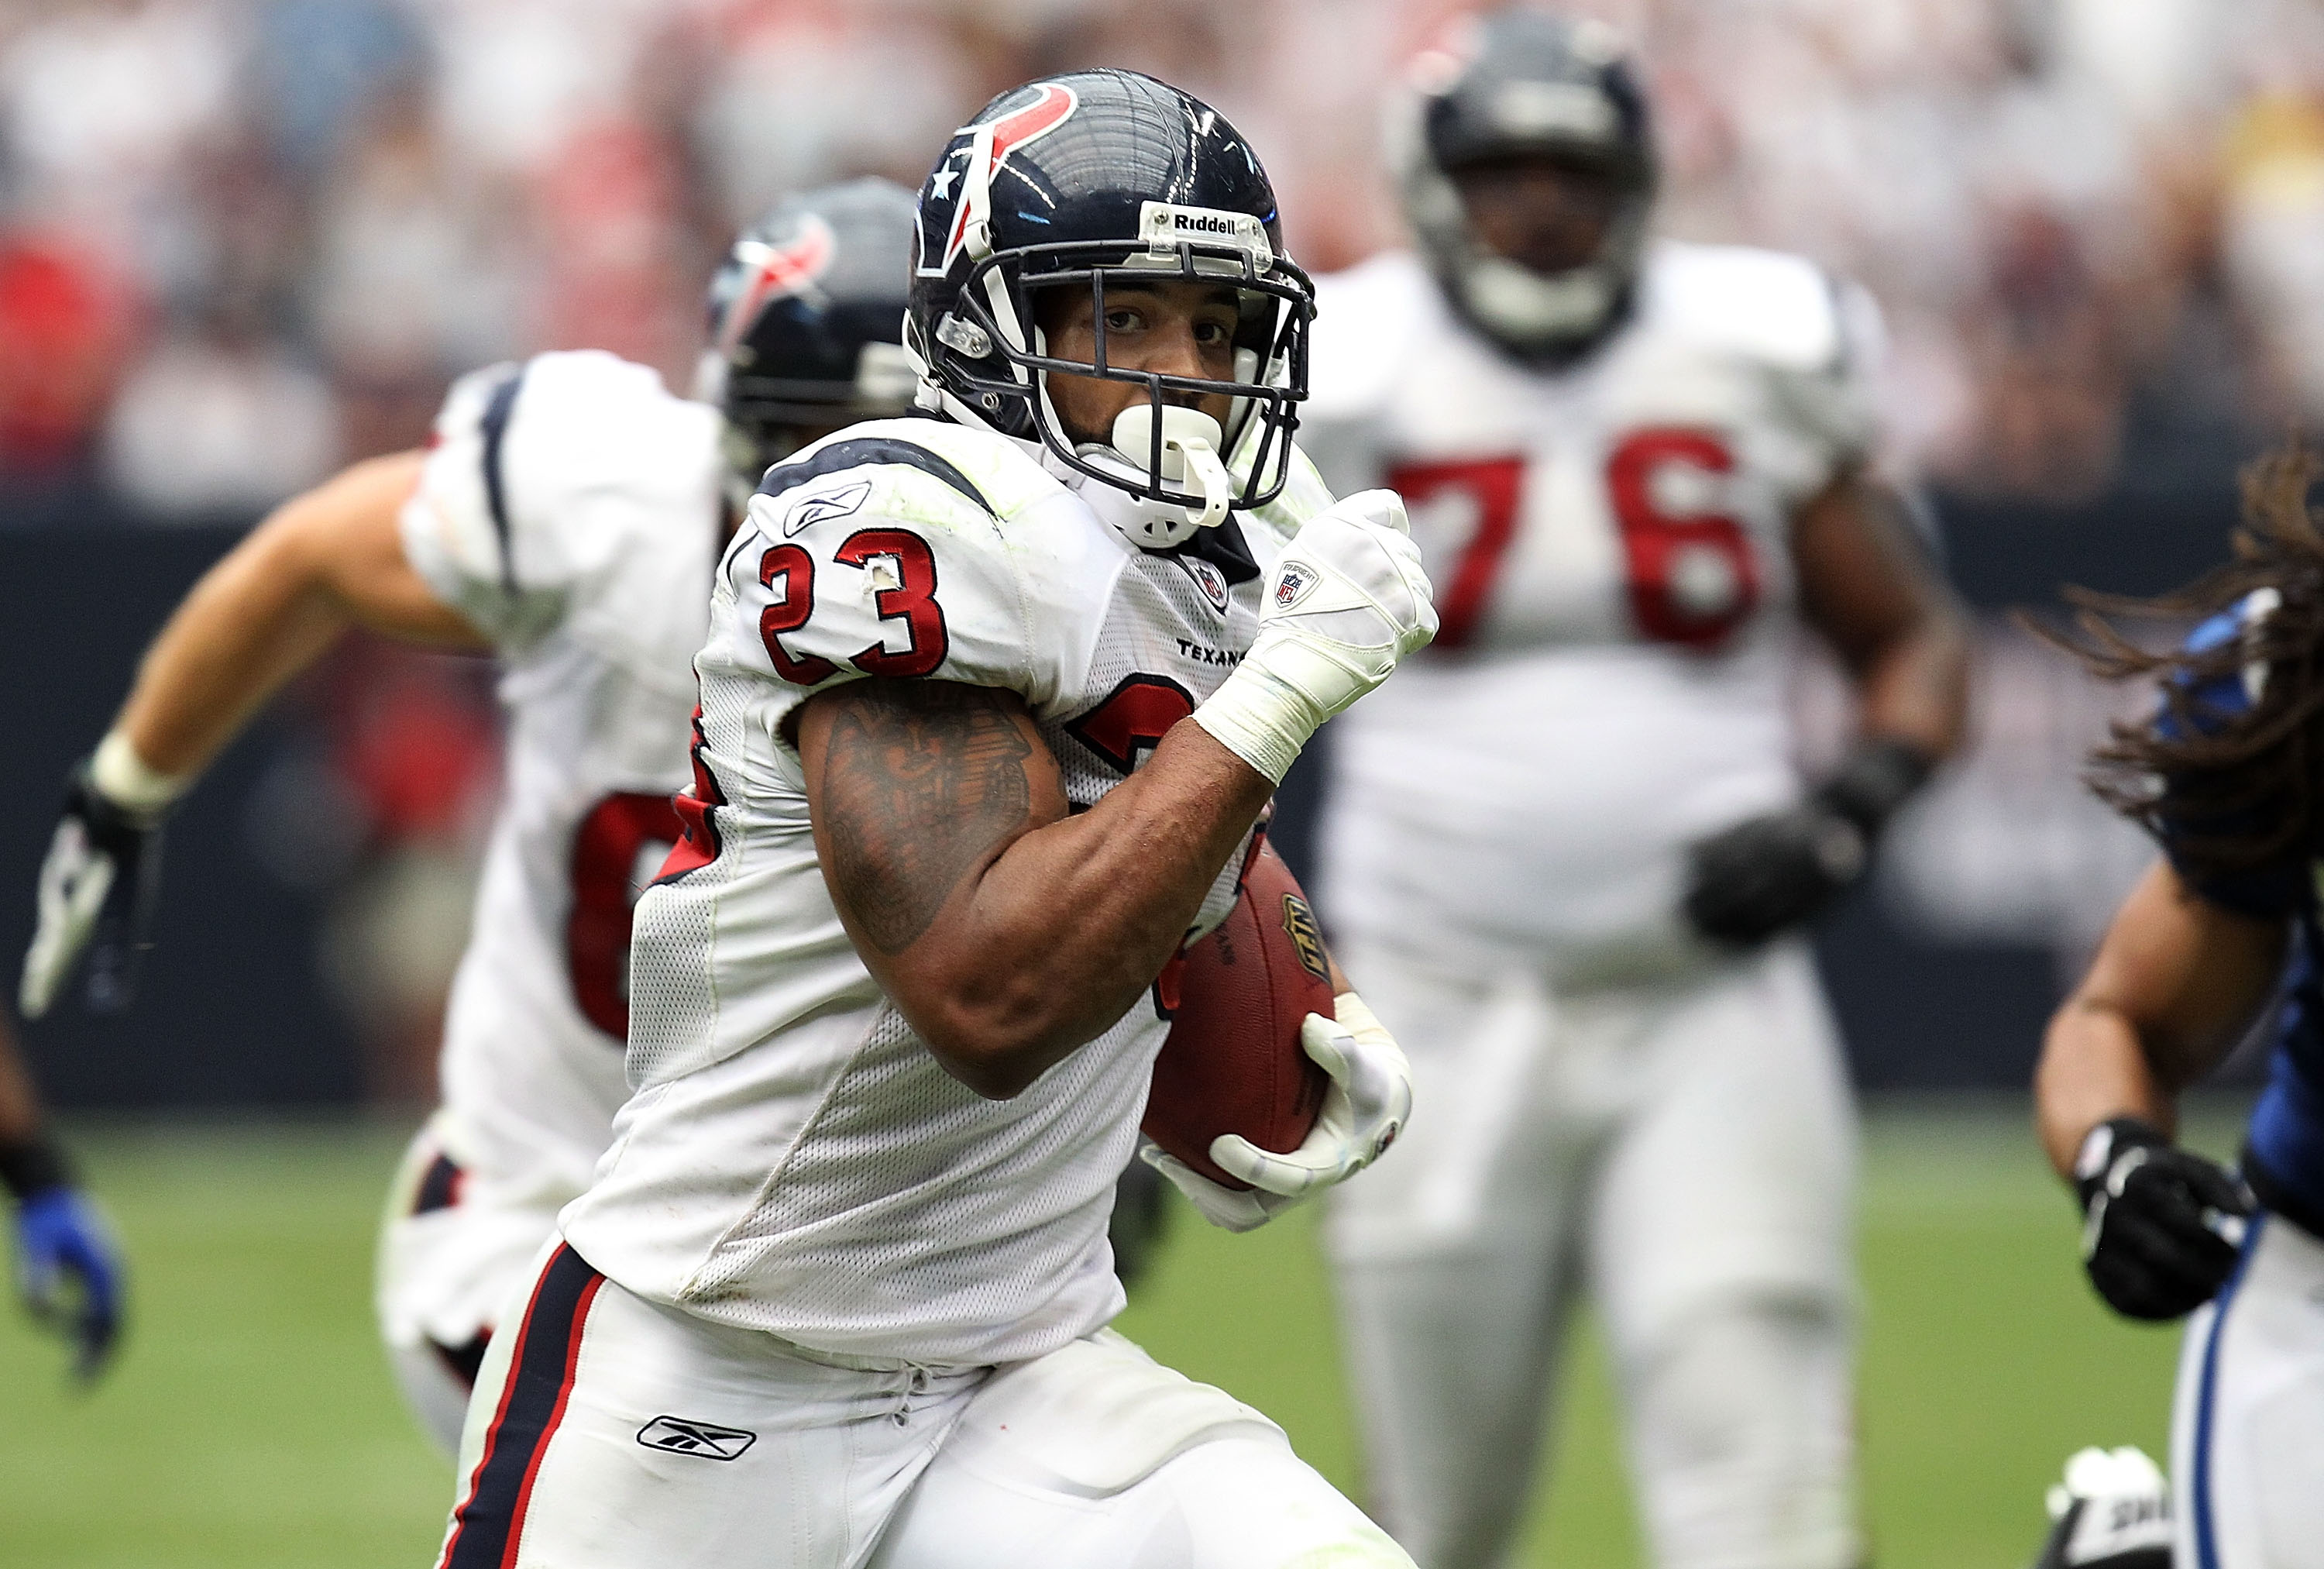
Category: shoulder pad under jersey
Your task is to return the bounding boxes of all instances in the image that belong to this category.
[731,418,1116,717]
[400,349,720,649]
[1645,241,1884,480]
[1304,251,1439,427]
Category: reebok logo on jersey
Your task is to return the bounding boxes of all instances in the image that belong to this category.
[1273,565,1315,611]
[636,1415,758,1461]
[783,478,873,537]
[1179,555,1230,614]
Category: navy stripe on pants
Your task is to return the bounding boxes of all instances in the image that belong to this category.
[438,1244,604,1569]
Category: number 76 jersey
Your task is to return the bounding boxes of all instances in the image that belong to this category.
[1303,241,1886,980]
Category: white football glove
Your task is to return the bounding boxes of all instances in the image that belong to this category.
[1192,490,1435,783]
[1142,993,1413,1233]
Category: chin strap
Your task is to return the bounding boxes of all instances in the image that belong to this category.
[1175,432,1232,529]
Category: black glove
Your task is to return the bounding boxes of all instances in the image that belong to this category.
[1683,736,1933,948]
[2074,1117,2254,1321]
[19,758,167,1017]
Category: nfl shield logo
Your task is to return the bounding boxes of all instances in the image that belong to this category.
[1180,556,1230,614]
[1274,566,1313,610]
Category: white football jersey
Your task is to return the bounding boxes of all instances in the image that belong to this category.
[558,418,1331,1366]
[397,349,723,1209]
[1305,243,1881,982]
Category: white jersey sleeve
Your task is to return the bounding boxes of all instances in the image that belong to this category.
[717,420,1107,746]
[399,349,723,655]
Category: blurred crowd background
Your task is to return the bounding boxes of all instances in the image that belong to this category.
[3,0,2317,1105]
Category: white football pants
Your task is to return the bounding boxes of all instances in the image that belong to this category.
[1325,937,1861,1569]
[2171,1209,2324,1569]
[435,1237,1413,1569]
[378,1117,569,1456]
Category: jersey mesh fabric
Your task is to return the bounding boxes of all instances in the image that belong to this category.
[559,427,1318,1364]
[682,1002,1147,1342]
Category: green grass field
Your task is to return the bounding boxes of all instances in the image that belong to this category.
[0,1101,2233,1567]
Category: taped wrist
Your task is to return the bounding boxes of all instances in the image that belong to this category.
[90,731,188,823]
[1332,991,1390,1050]
[0,1132,74,1201]
[1813,735,1934,840]
[1192,659,1328,786]
[2073,1117,2169,1213]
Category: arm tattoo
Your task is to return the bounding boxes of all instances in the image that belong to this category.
[820,682,1035,954]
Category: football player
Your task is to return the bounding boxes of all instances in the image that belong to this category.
[1298,12,1972,1569]
[16,178,922,1452]
[0,1010,122,1380]
[2034,446,2324,1569]
[431,70,1429,1567]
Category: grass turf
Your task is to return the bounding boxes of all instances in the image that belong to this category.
[0,1102,2229,1567]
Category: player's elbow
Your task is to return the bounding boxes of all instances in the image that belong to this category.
[911,986,1097,1100]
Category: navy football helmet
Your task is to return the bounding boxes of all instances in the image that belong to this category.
[699,177,918,496]
[1395,8,1657,362]
[906,69,1313,540]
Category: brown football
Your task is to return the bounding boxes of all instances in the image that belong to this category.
[1143,840,1336,1191]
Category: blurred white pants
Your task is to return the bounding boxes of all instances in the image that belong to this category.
[434,1237,1411,1568]
[377,1115,566,1456]
[2171,1211,2324,1569]
[1325,938,1861,1569]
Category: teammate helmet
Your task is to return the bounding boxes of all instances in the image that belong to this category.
[906,69,1314,544]
[699,177,920,494]
[1394,8,1657,363]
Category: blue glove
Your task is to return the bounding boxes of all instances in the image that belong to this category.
[15,1185,125,1381]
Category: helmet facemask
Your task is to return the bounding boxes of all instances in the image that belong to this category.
[925,233,1312,545]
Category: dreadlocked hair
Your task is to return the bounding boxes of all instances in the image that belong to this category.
[2031,443,2324,884]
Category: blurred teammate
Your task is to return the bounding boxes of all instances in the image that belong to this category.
[17,179,921,1452]
[0,1010,122,1380]
[1300,12,1970,1567]
[2035,446,2324,1569]
[433,71,1425,1567]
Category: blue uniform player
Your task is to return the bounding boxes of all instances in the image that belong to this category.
[2036,446,2324,1569]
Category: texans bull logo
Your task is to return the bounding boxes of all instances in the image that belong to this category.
[718,215,834,356]
[916,81,1079,278]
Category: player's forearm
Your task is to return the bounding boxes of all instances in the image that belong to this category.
[113,451,469,779]
[2035,1002,2178,1182]
[937,721,1270,1092]
[807,681,1271,1096]
[2035,863,2284,1181]
[114,525,359,778]
[0,1017,46,1145]
[1849,608,1970,763]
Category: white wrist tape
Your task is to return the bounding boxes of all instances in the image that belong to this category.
[91,730,190,818]
[1191,659,1325,786]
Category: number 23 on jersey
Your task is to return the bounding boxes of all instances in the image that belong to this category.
[1388,428,1760,652]
[758,529,951,683]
